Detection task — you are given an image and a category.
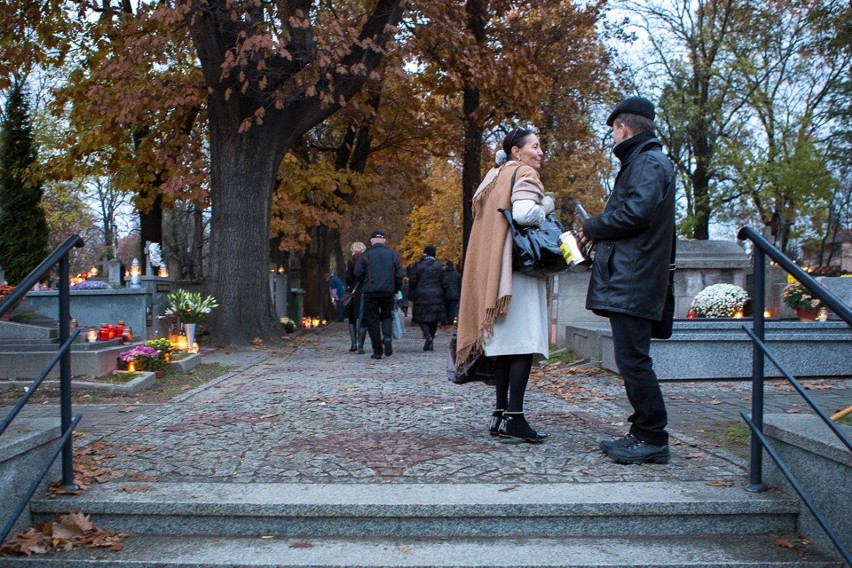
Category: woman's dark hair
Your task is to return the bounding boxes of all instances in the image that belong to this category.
[502,128,534,158]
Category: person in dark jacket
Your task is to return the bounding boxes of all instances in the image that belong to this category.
[344,242,367,353]
[578,96,675,465]
[408,245,445,351]
[441,260,461,325]
[355,229,405,359]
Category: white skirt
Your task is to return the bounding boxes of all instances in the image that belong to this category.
[484,272,548,359]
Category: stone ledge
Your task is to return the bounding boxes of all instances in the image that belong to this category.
[167,353,200,373]
[0,370,156,394]
[565,321,852,380]
[763,413,851,562]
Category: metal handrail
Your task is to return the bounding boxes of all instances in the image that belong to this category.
[737,226,850,564]
[0,235,84,544]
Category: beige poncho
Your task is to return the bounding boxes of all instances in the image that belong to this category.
[455,161,544,371]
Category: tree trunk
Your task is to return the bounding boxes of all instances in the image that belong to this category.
[139,194,163,275]
[205,114,284,346]
[461,85,483,258]
[460,0,487,259]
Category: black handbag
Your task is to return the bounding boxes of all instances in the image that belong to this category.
[651,232,676,340]
[501,208,568,275]
[446,334,498,385]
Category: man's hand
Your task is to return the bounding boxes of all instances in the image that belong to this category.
[577,229,594,250]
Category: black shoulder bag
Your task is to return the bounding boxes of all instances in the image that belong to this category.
[500,168,569,276]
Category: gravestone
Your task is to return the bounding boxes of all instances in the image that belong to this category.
[108,258,122,286]
[821,276,852,320]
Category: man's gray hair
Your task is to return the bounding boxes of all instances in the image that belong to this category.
[614,113,656,134]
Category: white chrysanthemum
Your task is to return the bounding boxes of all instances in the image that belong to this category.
[690,283,749,318]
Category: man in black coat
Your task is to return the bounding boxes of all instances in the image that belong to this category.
[355,229,405,360]
[578,96,676,465]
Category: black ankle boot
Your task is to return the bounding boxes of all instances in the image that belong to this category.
[489,410,504,436]
[498,413,547,444]
[423,336,433,351]
[348,324,358,352]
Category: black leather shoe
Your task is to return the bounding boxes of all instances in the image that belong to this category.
[370,352,382,360]
[599,434,638,453]
[605,438,670,464]
[498,413,546,444]
[383,337,393,356]
[423,337,433,351]
[488,410,504,436]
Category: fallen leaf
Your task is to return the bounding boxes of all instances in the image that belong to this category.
[706,480,734,487]
[290,542,313,549]
[116,485,153,493]
[776,537,795,549]
[398,546,413,555]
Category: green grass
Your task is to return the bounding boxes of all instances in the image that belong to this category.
[546,348,583,365]
[721,423,751,447]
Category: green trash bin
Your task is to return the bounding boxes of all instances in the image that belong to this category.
[289,288,305,322]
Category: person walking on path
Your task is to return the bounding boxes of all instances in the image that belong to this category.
[456,128,554,444]
[442,261,461,326]
[407,245,446,351]
[326,272,346,323]
[355,229,404,360]
[578,96,676,465]
[345,242,367,353]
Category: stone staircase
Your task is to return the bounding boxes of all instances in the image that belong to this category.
[2,481,842,566]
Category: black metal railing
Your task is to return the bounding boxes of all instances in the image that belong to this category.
[737,226,850,564]
[0,235,84,544]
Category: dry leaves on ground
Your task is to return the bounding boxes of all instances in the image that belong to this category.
[0,512,124,556]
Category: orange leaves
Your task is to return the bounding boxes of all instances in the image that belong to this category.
[0,513,124,556]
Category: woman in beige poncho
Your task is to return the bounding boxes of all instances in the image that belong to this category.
[456,128,553,443]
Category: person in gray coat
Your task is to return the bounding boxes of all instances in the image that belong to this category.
[407,245,445,351]
[578,96,675,465]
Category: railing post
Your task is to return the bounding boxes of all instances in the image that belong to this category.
[58,256,78,491]
[747,247,766,492]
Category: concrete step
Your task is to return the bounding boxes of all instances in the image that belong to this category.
[0,533,840,567]
[0,342,129,379]
[30,481,800,539]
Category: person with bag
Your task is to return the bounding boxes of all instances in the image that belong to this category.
[344,242,367,353]
[355,229,405,360]
[455,127,554,443]
[577,96,676,465]
[408,245,446,351]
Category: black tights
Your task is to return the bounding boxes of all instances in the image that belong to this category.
[494,354,533,413]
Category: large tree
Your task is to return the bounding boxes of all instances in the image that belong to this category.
[0,81,50,284]
[177,0,405,344]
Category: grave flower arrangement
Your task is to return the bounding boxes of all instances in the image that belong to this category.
[144,338,173,365]
[689,283,749,318]
[70,280,109,290]
[166,289,219,324]
[780,281,824,311]
[118,345,163,372]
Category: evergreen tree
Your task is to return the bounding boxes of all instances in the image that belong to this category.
[0,81,49,284]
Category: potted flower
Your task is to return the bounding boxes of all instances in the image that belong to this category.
[689,283,749,318]
[781,281,824,321]
[166,289,219,349]
[0,284,16,320]
[119,345,163,374]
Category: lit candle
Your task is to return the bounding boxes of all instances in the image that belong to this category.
[87,328,97,342]
[176,335,188,351]
[127,361,136,373]
[158,266,169,278]
[192,342,199,353]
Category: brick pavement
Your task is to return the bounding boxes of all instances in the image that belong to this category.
[7,323,849,485]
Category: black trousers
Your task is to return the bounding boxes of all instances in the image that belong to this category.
[363,294,395,354]
[609,313,668,446]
